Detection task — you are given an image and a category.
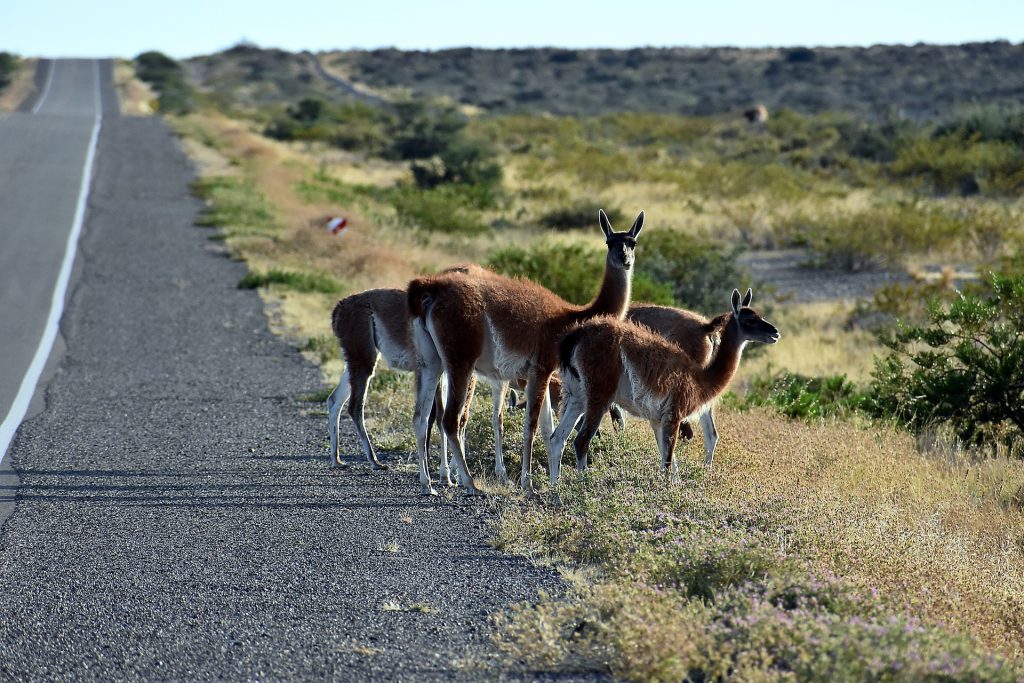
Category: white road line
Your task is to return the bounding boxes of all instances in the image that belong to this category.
[31,59,56,114]
[0,61,103,464]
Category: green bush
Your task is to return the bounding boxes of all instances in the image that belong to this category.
[635,230,749,314]
[934,105,1024,148]
[0,52,16,90]
[870,273,1024,452]
[740,372,869,420]
[891,136,1024,196]
[539,201,624,231]
[386,100,467,161]
[192,176,277,237]
[410,136,503,195]
[847,280,958,332]
[134,51,193,114]
[300,335,341,364]
[263,99,391,155]
[390,185,490,236]
[327,103,390,154]
[836,115,916,163]
[486,240,674,306]
[787,202,963,272]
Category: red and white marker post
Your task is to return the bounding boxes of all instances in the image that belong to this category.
[325,216,349,237]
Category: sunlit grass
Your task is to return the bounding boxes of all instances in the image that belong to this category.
[492,408,1024,679]
[741,301,883,385]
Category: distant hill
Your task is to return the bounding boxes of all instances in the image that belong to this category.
[186,42,1024,120]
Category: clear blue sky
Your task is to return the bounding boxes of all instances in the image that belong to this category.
[2,0,1020,59]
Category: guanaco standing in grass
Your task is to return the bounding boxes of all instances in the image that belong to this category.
[615,304,724,464]
[327,266,537,484]
[549,288,779,486]
[407,210,644,495]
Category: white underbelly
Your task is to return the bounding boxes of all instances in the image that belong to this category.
[478,314,532,381]
[377,327,416,372]
[614,354,670,421]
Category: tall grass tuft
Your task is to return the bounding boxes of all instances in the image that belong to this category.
[238,269,344,294]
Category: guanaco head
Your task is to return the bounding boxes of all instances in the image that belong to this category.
[730,288,780,344]
[599,209,644,271]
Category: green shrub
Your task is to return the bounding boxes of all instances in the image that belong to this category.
[263,99,391,155]
[934,105,1024,148]
[134,51,193,114]
[870,273,1024,452]
[300,335,341,363]
[599,112,714,147]
[385,100,467,161]
[238,268,344,294]
[539,201,624,231]
[410,136,503,195]
[635,230,749,314]
[847,280,959,332]
[892,136,1024,196]
[390,185,490,236]
[787,202,963,272]
[327,103,390,154]
[740,372,869,420]
[836,115,916,163]
[486,240,674,306]
[0,52,16,90]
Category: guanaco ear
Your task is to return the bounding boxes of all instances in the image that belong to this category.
[731,288,741,313]
[599,209,613,239]
[628,210,645,239]
[742,288,753,308]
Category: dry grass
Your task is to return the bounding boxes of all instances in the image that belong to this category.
[741,300,882,385]
[711,410,1024,651]
[0,57,37,112]
[492,407,1024,679]
[113,60,155,116]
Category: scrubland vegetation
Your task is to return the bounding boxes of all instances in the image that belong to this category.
[154,45,1024,680]
[0,52,17,92]
[191,43,1024,118]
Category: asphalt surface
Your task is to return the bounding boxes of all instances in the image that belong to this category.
[0,61,584,681]
[0,59,110,529]
[0,59,99,434]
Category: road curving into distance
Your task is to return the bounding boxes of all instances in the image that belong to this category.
[0,60,592,680]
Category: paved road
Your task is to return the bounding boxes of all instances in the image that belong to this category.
[0,61,579,680]
[0,59,111,524]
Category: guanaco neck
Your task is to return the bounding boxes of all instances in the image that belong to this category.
[697,315,745,404]
[582,260,632,319]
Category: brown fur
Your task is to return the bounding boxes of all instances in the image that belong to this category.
[556,292,778,475]
[328,281,478,471]
[627,304,722,366]
[407,211,643,491]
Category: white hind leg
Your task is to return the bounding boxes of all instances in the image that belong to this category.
[539,387,555,443]
[547,393,584,489]
[326,367,351,467]
[700,409,719,467]
[491,380,509,484]
[435,376,455,487]
[412,323,443,496]
[348,358,385,469]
